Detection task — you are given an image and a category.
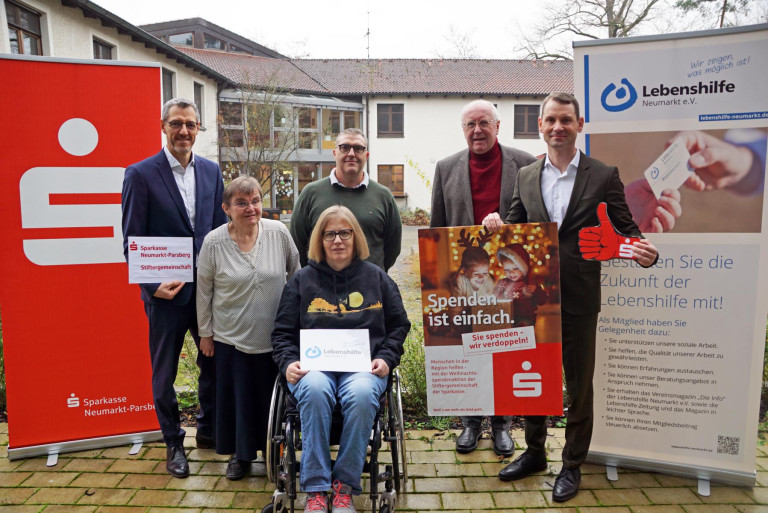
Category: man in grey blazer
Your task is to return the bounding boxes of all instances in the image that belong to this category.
[430,99,537,457]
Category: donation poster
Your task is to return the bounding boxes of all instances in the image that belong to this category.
[575,24,768,485]
[0,56,162,458]
[418,223,562,416]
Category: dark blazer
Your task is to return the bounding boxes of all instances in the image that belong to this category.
[122,149,227,305]
[430,144,537,227]
[504,152,643,315]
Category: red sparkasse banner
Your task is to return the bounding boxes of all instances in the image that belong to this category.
[0,57,161,453]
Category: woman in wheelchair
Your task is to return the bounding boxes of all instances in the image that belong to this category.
[272,206,410,513]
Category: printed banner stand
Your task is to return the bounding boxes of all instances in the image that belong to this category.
[0,56,165,459]
[418,224,563,416]
[574,23,768,486]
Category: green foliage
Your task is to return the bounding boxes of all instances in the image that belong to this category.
[399,207,431,226]
[175,333,200,408]
[399,322,428,417]
[405,157,432,192]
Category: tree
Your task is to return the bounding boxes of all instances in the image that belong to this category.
[517,0,665,59]
[218,69,300,210]
[674,0,765,27]
[517,0,765,59]
[434,25,480,59]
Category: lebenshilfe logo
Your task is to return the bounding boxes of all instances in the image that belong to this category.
[305,346,322,358]
[601,78,638,112]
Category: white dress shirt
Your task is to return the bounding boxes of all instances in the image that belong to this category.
[330,167,369,189]
[163,146,196,229]
[541,151,580,228]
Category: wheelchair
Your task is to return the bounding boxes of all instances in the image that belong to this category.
[261,369,408,513]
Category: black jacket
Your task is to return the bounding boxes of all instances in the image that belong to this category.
[271,258,410,376]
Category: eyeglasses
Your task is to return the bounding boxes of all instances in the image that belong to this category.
[462,120,496,130]
[232,198,261,209]
[322,229,353,241]
[166,120,200,131]
[336,144,367,155]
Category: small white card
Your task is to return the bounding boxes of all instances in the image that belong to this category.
[127,236,193,284]
[643,138,695,199]
[300,329,371,373]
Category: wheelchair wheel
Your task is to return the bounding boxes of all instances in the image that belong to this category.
[261,504,273,513]
[387,369,408,491]
[265,375,286,484]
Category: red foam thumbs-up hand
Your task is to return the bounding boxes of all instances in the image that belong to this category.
[579,202,640,261]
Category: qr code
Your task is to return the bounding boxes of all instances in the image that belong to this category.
[717,435,740,455]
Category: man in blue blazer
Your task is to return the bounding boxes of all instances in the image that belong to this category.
[122,98,227,478]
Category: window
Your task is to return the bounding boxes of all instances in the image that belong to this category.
[344,111,359,129]
[161,68,174,104]
[6,0,41,55]
[92,38,113,60]
[219,127,244,147]
[298,163,318,193]
[168,32,193,46]
[204,33,226,50]
[194,82,204,124]
[378,165,404,196]
[220,101,243,125]
[296,107,318,149]
[514,104,539,137]
[230,44,251,54]
[377,104,403,138]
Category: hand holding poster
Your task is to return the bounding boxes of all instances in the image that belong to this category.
[418,223,563,416]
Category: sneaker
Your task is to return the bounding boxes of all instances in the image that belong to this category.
[304,492,328,512]
[331,481,357,513]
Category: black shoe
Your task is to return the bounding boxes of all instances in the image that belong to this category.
[498,450,547,481]
[225,455,250,481]
[552,467,581,502]
[491,429,515,457]
[166,445,190,478]
[196,433,215,449]
[455,426,482,454]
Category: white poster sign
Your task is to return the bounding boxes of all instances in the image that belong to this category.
[575,24,768,486]
[300,329,371,373]
[127,236,193,283]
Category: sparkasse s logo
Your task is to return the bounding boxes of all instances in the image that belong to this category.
[601,78,638,112]
[67,393,80,408]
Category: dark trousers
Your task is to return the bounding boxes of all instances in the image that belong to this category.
[524,311,598,469]
[145,301,215,447]
[460,416,512,430]
[214,342,277,461]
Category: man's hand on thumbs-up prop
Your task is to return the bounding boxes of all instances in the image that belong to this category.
[579,202,641,261]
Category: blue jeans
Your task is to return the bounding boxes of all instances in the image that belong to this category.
[289,371,387,493]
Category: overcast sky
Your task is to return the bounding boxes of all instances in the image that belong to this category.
[92,0,541,59]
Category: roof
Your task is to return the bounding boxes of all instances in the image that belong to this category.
[173,48,573,96]
[293,59,573,96]
[58,0,234,85]
[138,17,286,59]
[176,47,328,94]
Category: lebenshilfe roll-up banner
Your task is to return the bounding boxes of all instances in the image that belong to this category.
[0,56,163,459]
[574,24,768,486]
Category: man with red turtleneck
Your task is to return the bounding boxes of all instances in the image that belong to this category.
[430,99,537,457]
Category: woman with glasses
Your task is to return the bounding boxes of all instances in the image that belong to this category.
[272,205,410,513]
[196,176,299,480]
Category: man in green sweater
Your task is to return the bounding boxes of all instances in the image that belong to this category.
[289,128,402,271]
